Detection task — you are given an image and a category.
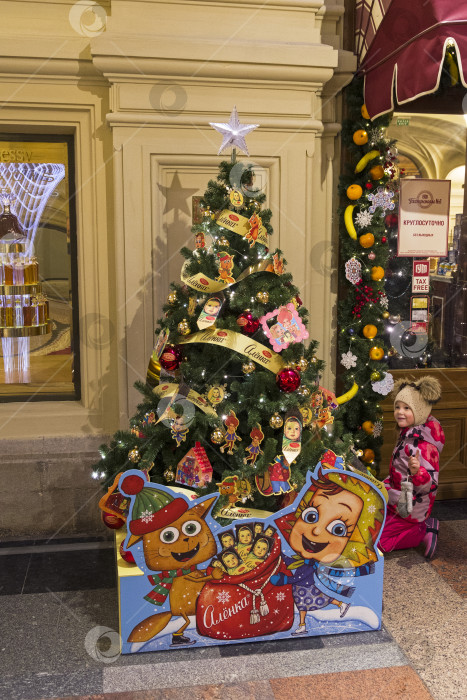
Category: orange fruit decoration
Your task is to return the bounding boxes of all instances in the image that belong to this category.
[371,266,385,281]
[362,449,375,463]
[353,129,368,145]
[369,164,385,180]
[362,421,375,434]
[363,324,377,339]
[369,346,384,360]
[359,233,375,248]
[361,104,370,120]
[346,184,363,200]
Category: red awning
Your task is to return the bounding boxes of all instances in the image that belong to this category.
[358,0,467,119]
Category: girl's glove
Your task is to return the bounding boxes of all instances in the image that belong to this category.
[397,477,413,518]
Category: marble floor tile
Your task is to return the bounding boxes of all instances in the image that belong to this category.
[103,642,407,692]
[52,680,275,700]
[382,550,467,700]
[269,666,433,699]
[430,520,467,597]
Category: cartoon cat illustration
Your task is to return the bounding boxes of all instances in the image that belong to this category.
[119,471,223,646]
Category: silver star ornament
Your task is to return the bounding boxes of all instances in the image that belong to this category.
[209,106,259,156]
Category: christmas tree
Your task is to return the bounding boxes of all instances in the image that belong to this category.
[95,108,354,520]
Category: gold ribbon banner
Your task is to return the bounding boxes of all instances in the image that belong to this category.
[153,382,217,417]
[217,505,273,520]
[216,209,268,247]
[178,328,286,373]
[181,258,274,294]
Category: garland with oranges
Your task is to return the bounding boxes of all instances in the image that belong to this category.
[337,78,396,475]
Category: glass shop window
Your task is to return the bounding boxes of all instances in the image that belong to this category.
[0,136,79,400]
[384,114,467,369]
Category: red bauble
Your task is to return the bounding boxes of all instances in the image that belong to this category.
[102,512,125,529]
[236,311,260,335]
[276,368,301,393]
[365,182,373,190]
[295,295,303,307]
[159,344,183,371]
[119,541,136,564]
[381,236,387,243]
[385,213,398,228]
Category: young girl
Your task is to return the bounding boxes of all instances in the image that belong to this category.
[379,376,444,559]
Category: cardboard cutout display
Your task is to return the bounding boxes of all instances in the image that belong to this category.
[117,454,387,654]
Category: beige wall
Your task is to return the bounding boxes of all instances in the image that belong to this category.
[0,0,355,441]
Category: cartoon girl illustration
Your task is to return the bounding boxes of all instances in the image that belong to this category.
[244,424,264,465]
[254,522,264,535]
[207,385,225,406]
[220,549,242,575]
[219,530,236,550]
[216,251,235,284]
[277,308,299,341]
[198,296,222,329]
[283,417,301,444]
[269,455,291,494]
[235,524,254,560]
[272,468,385,636]
[220,411,242,454]
[195,231,205,249]
[171,414,189,447]
[247,535,273,566]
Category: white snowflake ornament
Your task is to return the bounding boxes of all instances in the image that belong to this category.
[367,187,395,214]
[345,257,362,285]
[372,372,394,396]
[373,420,383,437]
[379,294,389,309]
[341,351,357,370]
[355,209,373,230]
[368,127,385,147]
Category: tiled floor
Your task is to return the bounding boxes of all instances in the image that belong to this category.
[0,499,466,700]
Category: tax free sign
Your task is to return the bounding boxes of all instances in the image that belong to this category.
[398,179,451,257]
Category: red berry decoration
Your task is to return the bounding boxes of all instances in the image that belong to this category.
[119,540,136,564]
[102,512,125,529]
[276,368,301,393]
[159,344,183,371]
[236,311,259,335]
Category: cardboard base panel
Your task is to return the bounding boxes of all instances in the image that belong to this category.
[116,460,387,654]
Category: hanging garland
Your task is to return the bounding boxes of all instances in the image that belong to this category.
[337,78,397,476]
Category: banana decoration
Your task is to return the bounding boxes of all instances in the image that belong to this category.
[335,382,359,405]
[344,205,357,240]
[354,150,380,174]
[446,51,459,86]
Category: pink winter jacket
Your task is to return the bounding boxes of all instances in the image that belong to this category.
[384,416,445,523]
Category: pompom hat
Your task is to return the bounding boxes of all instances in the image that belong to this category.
[119,471,188,535]
[393,376,441,427]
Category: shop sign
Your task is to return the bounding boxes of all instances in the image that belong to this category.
[398,179,450,257]
[396,118,410,126]
[412,260,430,293]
